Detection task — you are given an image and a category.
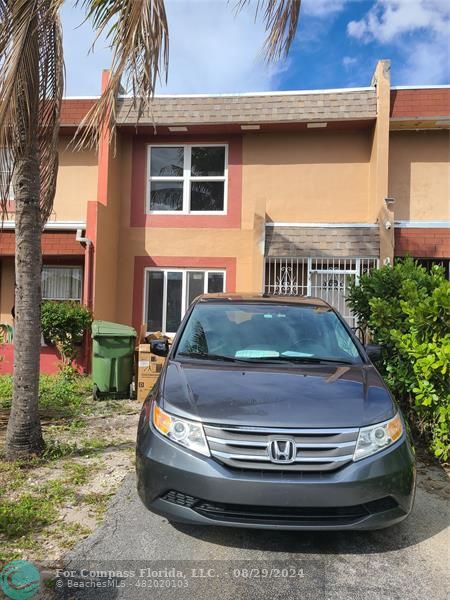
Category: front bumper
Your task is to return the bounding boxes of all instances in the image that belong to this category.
[136,425,416,531]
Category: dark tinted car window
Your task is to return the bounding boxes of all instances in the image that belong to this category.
[176,303,362,363]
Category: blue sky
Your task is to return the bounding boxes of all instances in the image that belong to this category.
[61,0,450,96]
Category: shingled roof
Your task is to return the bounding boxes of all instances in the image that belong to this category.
[116,88,377,126]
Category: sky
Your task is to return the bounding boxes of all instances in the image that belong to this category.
[61,0,450,96]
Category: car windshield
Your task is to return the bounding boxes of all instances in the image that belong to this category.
[175,302,362,364]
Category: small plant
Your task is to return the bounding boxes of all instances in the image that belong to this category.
[42,439,78,461]
[41,301,93,367]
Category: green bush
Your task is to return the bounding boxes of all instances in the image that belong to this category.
[347,258,450,462]
[41,301,93,367]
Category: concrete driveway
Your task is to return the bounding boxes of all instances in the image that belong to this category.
[55,457,449,600]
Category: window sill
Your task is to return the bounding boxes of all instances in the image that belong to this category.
[148,211,227,216]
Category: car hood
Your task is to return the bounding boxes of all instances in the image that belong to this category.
[161,360,396,428]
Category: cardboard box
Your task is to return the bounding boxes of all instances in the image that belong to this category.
[136,344,166,402]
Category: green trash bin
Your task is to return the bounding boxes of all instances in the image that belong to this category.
[91,320,137,399]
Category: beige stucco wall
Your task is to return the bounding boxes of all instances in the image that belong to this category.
[0,258,14,326]
[243,130,371,223]
[49,136,98,223]
[389,130,450,221]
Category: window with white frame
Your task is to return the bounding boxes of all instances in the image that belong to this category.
[148,145,227,213]
[145,268,226,334]
[42,266,83,301]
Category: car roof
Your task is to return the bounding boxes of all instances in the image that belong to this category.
[196,293,332,309]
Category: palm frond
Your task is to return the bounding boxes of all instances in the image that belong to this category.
[74,0,169,149]
[0,0,64,223]
[235,0,301,61]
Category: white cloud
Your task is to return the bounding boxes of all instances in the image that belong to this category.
[347,0,450,43]
[342,56,358,69]
[61,0,289,95]
[397,38,450,85]
[347,0,450,84]
[160,0,285,93]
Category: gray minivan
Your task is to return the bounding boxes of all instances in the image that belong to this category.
[136,295,415,530]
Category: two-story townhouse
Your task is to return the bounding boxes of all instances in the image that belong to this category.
[0,60,448,372]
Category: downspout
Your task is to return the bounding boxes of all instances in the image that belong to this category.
[76,228,93,374]
[76,228,93,310]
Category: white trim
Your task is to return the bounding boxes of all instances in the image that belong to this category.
[2,220,86,231]
[62,95,100,100]
[118,87,374,100]
[144,267,226,335]
[265,222,378,228]
[391,85,450,90]
[395,220,450,228]
[147,143,228,215]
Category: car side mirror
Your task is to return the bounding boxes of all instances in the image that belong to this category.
[365,343,383,361]
[150,339,169,357]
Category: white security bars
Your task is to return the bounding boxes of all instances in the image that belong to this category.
[264,257,378,327]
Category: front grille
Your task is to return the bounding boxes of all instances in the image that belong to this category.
[161,491,398,526]
[204,425,359,472]
[194,501,369,525]
[162,490,198,508]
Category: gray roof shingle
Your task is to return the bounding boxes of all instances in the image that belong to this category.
[116,89,377,125]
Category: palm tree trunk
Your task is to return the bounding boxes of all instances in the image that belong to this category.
[5,147,44,458]
[5,12,44,459]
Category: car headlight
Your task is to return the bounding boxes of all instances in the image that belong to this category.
[152,403,210,457]
[353,413,404,461]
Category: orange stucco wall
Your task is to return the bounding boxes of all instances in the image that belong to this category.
[91,135,265,328]
[50,136,98,223]
[242,130,372,223]
[389,130,450,221]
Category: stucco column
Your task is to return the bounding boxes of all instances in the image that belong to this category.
[370,60,394,265]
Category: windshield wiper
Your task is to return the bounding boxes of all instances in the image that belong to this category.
[177,352,354,365]
[177,352,241,363]
[267,356,354,365]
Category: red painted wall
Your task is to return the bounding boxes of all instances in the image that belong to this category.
[395,228,450,258]
[0,344,85,375]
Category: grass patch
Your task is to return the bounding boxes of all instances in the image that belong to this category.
[38,479,76,504]
[0,373,93,416]
[0,461,27,493]
[0,494,57,538]
[82,492,113,518]
[62,462,90,485]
